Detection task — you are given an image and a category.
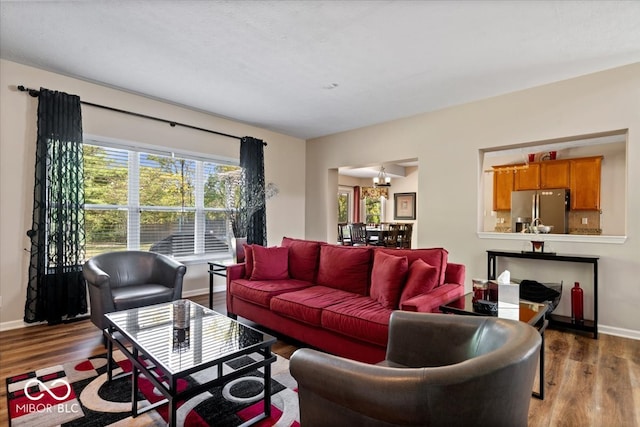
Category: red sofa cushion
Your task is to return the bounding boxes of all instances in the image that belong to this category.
[321,296,392,346]
[270,286,360,326]
[370,251,409,309]
[281,237,322,283]
[378,247,448,285]
[251,245,290,280]
[400,258,439,304]
[317,245,371,295]
[230,278,311,308]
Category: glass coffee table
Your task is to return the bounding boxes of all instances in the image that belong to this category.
[104,300,276,426]
[440,293,549,400]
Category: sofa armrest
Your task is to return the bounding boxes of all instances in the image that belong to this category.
[226,263,246,284]
[399,283,464,312]
[226,263,246,316]
[444,262,465,285]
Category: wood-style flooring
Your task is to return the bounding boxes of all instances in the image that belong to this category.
[1,293,638,426]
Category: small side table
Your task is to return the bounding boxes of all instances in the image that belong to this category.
[207,259,235,309]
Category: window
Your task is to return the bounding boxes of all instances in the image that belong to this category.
[361,187,388,224]
[337,187,351,223]
[365,197,382,224]
[84,140,239,260]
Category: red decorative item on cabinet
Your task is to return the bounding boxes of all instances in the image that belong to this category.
[571,282,584,323]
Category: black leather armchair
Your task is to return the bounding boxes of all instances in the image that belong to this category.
[83,250,186,330]
[290,311,541,427]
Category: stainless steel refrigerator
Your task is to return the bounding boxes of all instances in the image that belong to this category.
[511,189,570,233]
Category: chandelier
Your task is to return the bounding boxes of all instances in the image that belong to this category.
[373,165,391,187]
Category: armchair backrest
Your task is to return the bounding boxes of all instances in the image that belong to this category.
[87,250,167,288]
[386,311,528,367]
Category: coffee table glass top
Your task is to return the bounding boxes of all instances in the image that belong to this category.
[105,300,275,375]
[441,293,548,325]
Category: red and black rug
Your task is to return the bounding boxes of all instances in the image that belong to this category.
[6,350,299,426]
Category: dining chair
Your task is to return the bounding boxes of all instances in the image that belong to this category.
[350,222,368,246]
[383,223,401,248]
[365,223,379,245]
[337,222,351,245]
[398,223,413,248]
[372,222,387,246]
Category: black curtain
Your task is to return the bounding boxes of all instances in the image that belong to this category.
[24,88,87,324]
[240,136,266,246]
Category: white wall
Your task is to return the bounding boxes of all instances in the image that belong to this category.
[306,63,640,338]
[0,59,306,328]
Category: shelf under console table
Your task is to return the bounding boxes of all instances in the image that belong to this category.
[487,250,599,339]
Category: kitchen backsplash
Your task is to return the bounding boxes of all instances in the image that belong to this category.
[493,211,601,234]
[568,211,602,234]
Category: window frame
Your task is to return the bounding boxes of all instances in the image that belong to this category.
[337,186,353,224]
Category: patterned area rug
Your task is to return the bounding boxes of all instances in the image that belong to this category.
[6,350,299,426]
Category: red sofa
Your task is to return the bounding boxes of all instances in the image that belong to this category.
[226,237,465,363]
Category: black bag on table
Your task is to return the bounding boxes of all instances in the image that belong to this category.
[519,279,562,312]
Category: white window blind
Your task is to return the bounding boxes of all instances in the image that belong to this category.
[84,140,239,260]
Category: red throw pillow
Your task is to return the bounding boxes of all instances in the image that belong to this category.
[281,237,321,282]
[378,248,448,287]
[370,251,409,309]
[243,244,255,279]
[250,245,290,280]
[400,258,439,303]
[316,245,371,295]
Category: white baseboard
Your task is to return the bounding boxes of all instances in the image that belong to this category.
[182,286,225,298]
[598,324,640,341]
[0,319,43,332]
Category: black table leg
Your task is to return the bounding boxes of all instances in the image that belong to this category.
[105,328,113,382]
[132,348,139,416]
[532,319,548,400]
[209,264,214,309]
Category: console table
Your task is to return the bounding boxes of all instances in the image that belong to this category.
[487,250,599,339]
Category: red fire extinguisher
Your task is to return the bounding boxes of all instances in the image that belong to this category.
[571,282,584,323]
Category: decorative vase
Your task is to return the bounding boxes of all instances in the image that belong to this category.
[230,237,247,263]
[571,282,584,323]
[531,240,544,253]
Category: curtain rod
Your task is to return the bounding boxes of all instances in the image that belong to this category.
[17,85,267,146]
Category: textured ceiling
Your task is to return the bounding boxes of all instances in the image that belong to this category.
[1,1,639,139]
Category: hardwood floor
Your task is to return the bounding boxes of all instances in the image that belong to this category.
[1,293,638,426]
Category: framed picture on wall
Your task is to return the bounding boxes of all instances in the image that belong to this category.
[394,192,416,220]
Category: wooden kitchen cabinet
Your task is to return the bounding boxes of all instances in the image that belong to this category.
[570,156,602,210]
[540,160,570,189]
[514,163,540,190]
[493,166,515,211]
[493,155,603,212]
